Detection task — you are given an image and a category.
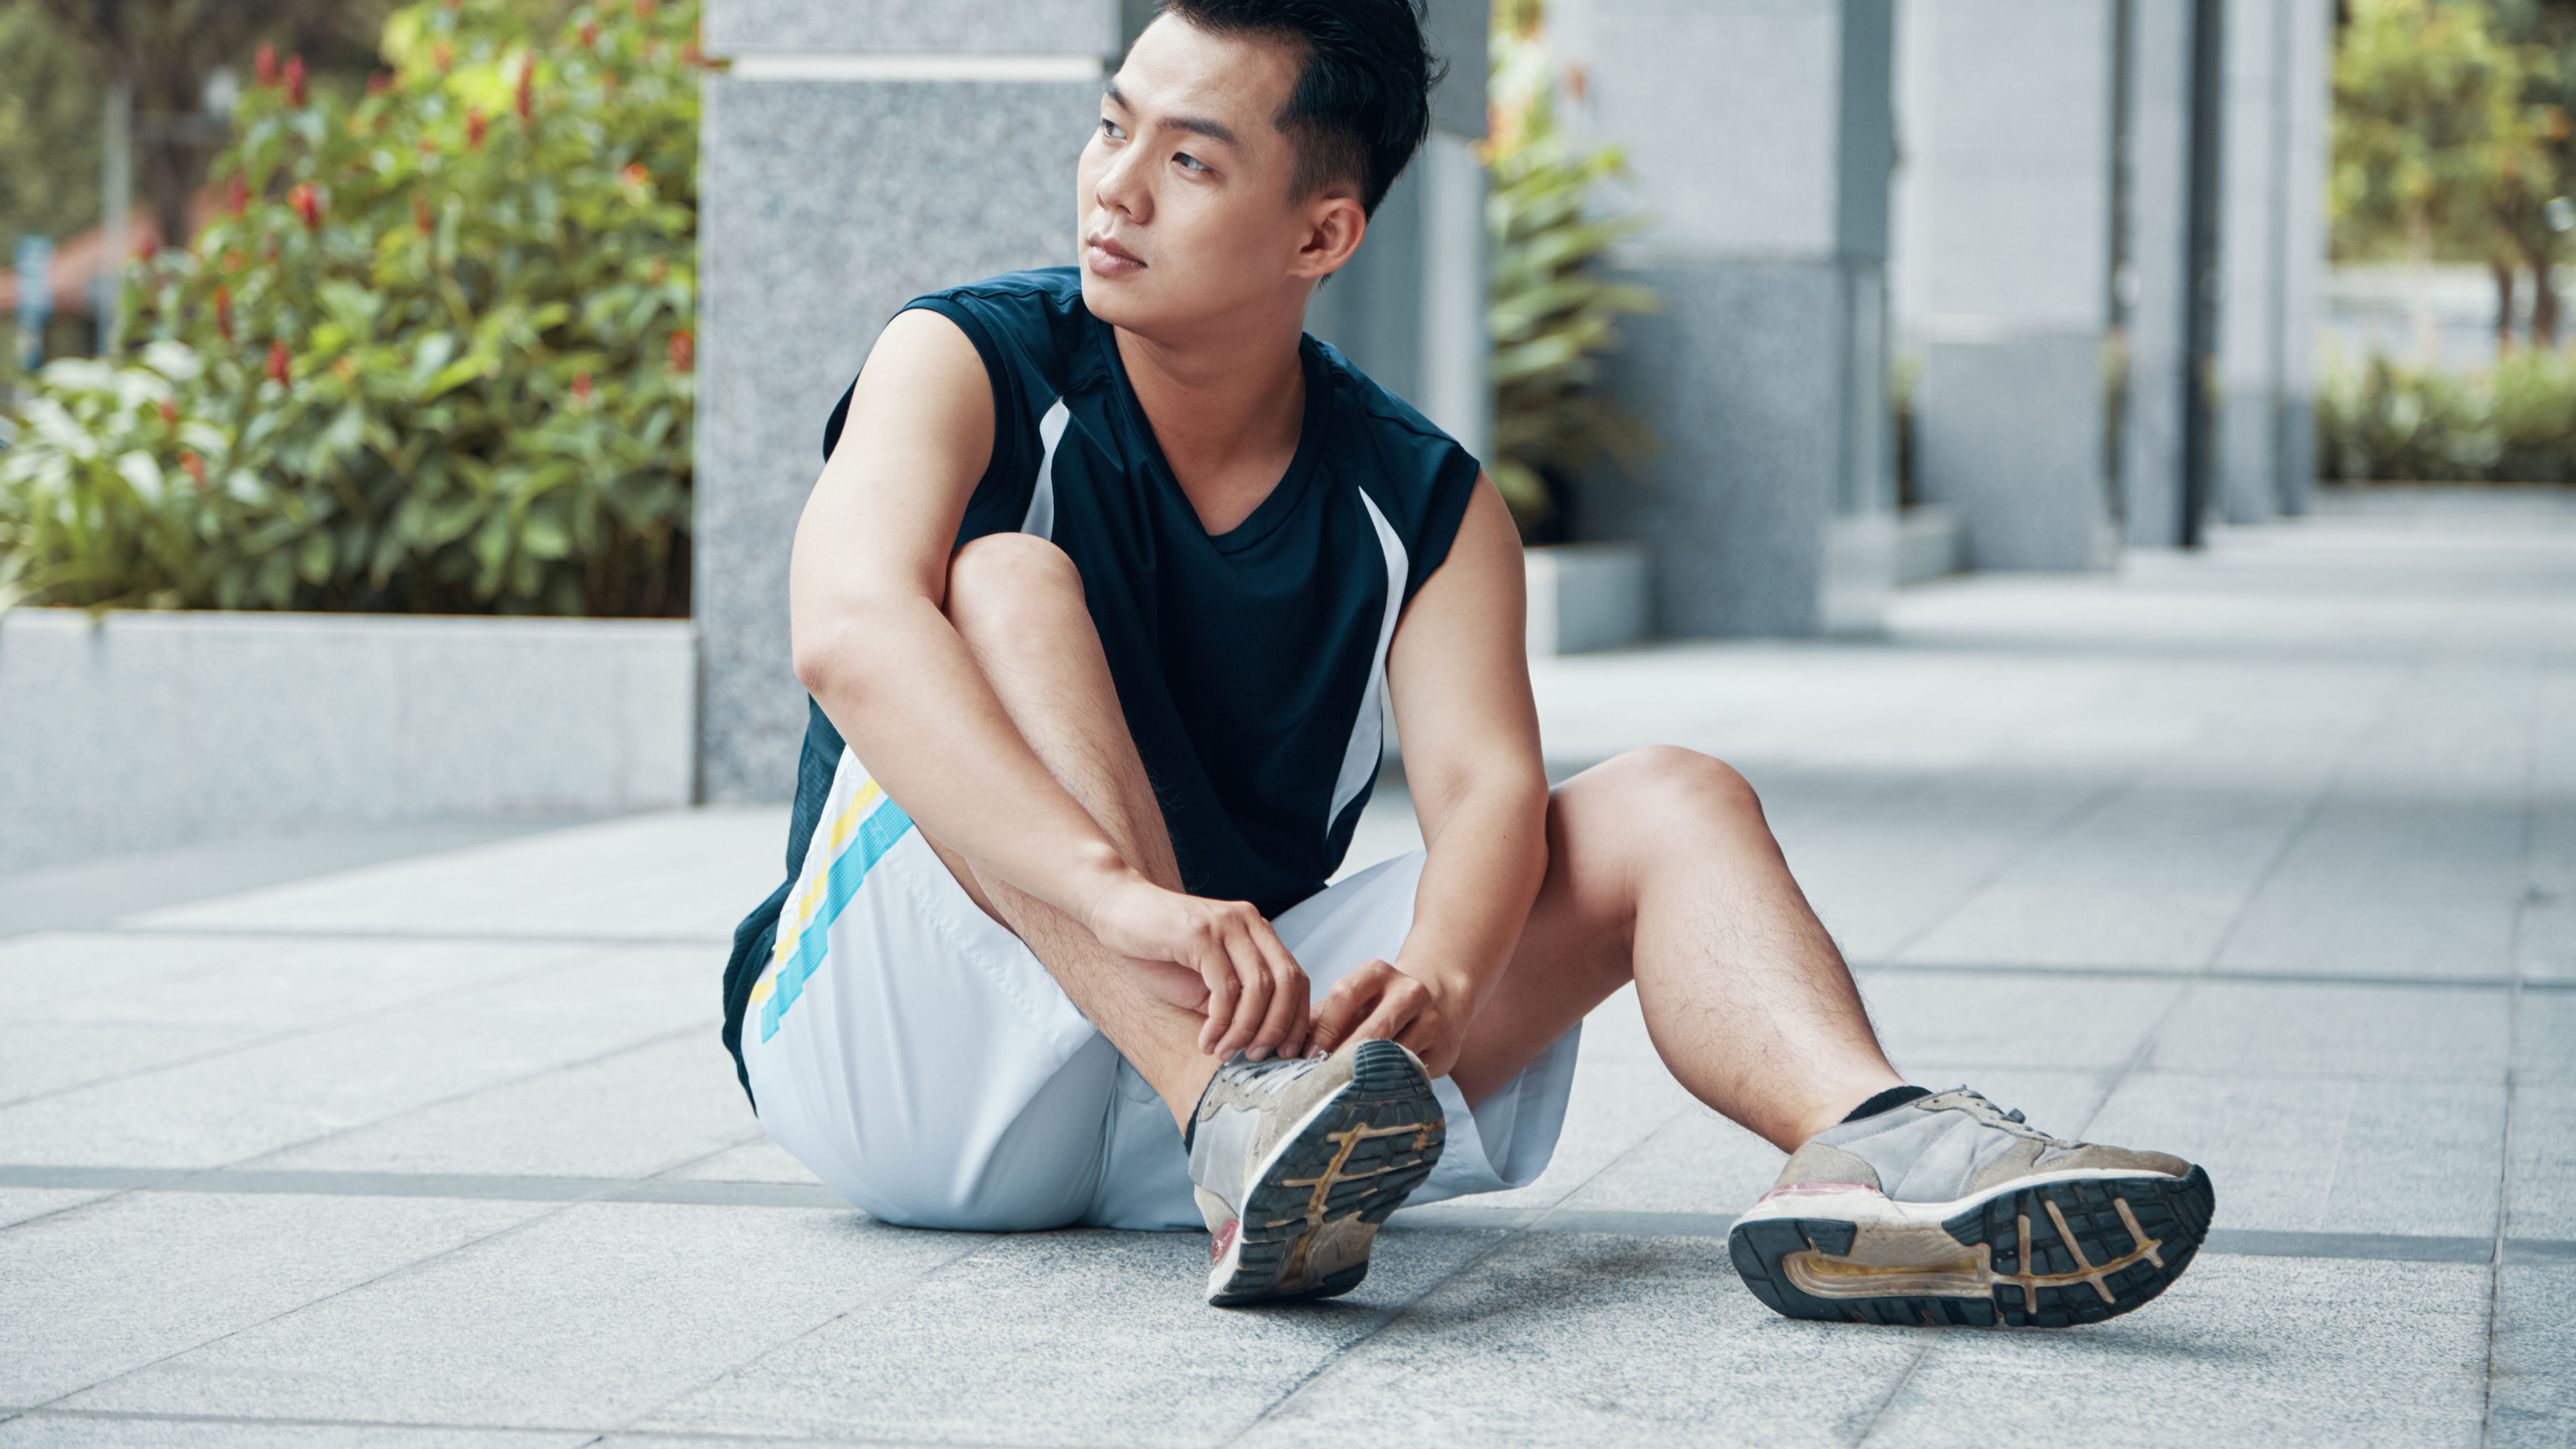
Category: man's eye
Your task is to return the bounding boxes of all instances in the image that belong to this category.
[1099,119,1126,140]
[1175,152,1209,173]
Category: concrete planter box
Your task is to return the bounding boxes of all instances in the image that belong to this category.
[1525,543,1649,655]
[0,608,696,873]
[1898,504,1967,585]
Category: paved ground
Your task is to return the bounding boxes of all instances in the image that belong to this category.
[1,486,2569,1447]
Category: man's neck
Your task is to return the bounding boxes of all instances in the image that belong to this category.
[1114,307,1309,537]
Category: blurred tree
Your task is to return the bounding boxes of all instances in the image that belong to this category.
[1482,0,1657,540]
[25,0,401,254]
[0,1,105,247]
[2334,0,2562,352]
[2486,0,2576,341]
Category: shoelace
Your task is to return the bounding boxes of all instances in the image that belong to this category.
[1951,1087,2068,1141]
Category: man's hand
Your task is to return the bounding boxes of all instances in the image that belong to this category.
[1308,960,1467,1080]
[1085,875,1310,1061]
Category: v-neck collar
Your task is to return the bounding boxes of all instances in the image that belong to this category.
[1099,324,1332,556]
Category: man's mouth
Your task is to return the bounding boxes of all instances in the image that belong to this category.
[1086,233,1145,275]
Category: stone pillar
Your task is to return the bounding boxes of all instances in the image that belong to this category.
[1305,0,1492,461]
[2214,0,2331,523]
[1552,0,1898,638]
[2118,0,2196,548]
[695,1,1116,802]
[1892,0,2118,572]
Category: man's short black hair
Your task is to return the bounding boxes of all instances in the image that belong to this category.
[1154,0,1445,217]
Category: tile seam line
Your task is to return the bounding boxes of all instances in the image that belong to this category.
[1851,1335,1937,1448]
[2483,658,2542,1449]
[0,943,692,1112]
[19,1123,881,1421]
[0,1404,1007,1444]
[0,1020,733,1235]
[1220,1106,1693,1444]
[2077,657,2407,1140]
[602,1230,1003,1438]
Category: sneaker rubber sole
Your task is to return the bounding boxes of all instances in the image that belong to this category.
[1205,1039,1446,1307]
[1726,1165,2215,1328]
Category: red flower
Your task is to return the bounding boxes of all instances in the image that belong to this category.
[180,451,208,489]
[466,109,487,148]
[219,250,243,272]
[226,176,248,217]
[214,285,234,342]
[580,19,599,47]
[285,55,309,107]
[266,341,291,386]
[516,60,535,122]
[680,38,702,67]
[666,328,693,373]
[433,41,453,73]
[156,397,178,427]
[289,182,321,231]
[368,72,392,96]
[570,372,594,404]
[635,0,655,15]
[255,44,277,88]
[619,162,651,199]
[412,193,433,237]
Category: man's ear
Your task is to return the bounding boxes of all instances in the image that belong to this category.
[1292,193,1368,280]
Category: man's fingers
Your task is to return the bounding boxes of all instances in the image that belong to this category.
[1245,927,1306,1061]
[1307,965,1379,1053]
[1197,949,1239,1055]
[1217,932,1271,1059]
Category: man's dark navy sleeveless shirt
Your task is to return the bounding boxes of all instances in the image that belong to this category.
[720,267,1481,1092]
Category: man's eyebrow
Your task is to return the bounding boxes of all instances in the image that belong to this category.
[1099,81,1239,148]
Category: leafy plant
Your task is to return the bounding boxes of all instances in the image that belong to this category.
[1482,0,1657,539]
[2316,344,2576,482]
[0,0,700,615]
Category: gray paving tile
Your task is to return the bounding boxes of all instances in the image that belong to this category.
[639,1229,1507,1447]
[2220,797,2528,981]
[0,1189,109,1232]
[61,1202,965,1430]
[1234,1232,1920,1448]
[2147,979,2511,1081]
[0,933,277,1014]
[1857,970,2186,1072]
[0,1417,592,1448]
[2506,1084,2576,1242]
[2086,1071,2506,1238]
[1868,1256,2491,1448]
[2488,1265,2576,1449]
[1896,781,2320,971]
[1,934,578,1032]
[2520,892,2576,983]
[0,1191,540,1405]
[0,1022,260,1103]
[0,947,713,1167]
[129,808,788,941]
[2518,988,2576,1083]
[250,1033,759,1181]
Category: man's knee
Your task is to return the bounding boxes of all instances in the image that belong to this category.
[945,532,1087,642]
[1576,745,1766,832]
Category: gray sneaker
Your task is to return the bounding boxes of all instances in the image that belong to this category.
[1727,1087,2215,1328]
[1186,1038,1445,1307]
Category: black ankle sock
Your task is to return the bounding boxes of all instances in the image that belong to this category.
[1841,1085,1932,1124]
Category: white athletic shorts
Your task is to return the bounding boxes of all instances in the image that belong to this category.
[739,756,1582,1232]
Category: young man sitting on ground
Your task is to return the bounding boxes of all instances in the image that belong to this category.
[722,0,2214,1324]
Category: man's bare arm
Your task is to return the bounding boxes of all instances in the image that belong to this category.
[1309,480,1550,1075]
[788,309,1307,1059]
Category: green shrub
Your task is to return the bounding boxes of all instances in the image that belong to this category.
[1483,1,1657,539]
[0,0,699,614]
[2316,347,2576,484]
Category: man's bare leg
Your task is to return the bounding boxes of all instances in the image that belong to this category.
[1446,746,1902,1151]
[922,533,1226,1128]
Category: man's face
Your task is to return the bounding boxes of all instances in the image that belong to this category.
[1077,17,1354,335]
